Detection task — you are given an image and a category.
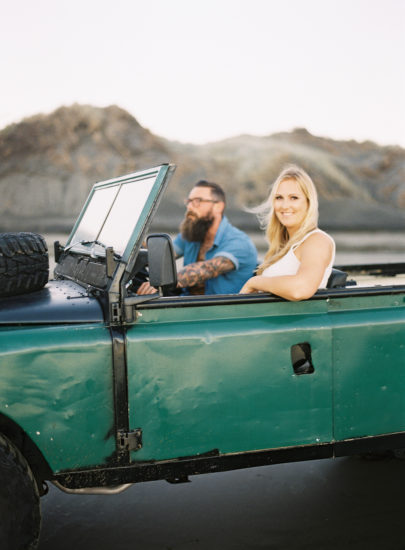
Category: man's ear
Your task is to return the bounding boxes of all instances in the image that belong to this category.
[214,201,225,216]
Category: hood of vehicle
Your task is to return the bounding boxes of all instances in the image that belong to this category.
[0,280,104,325]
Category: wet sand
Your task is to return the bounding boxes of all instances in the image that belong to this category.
[38,456,405,550]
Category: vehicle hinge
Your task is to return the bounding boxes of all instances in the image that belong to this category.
[117,429,143,452]
[111,302,121,323]
[106,246,116,278]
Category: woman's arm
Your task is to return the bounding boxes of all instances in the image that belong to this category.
[240,233,334,301]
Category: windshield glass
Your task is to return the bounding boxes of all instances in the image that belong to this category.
[66,173,157,257]
[98,176,155,253]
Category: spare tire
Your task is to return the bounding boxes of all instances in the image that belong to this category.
[0,232,49,297]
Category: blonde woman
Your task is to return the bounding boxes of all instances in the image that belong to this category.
[240,165,335,300]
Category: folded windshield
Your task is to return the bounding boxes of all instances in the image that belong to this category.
[55,165,175,291]
[66,173,157,257]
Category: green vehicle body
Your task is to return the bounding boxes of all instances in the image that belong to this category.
[0,164,404,495]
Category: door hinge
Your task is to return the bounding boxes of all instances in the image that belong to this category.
[111,302,121,323]
[117,429,143,452]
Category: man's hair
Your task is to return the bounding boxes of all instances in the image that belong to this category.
[194,180,226,204]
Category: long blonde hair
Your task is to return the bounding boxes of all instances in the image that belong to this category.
[255,165,319,275]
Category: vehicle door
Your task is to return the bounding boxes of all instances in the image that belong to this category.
[126,294,334,462]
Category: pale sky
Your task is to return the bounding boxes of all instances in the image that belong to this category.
[1,0,404,147]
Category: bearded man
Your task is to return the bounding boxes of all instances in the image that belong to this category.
[138,180,257,295]
[170,180,257,295]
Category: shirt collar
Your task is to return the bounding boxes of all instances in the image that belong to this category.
[213,216,230,247]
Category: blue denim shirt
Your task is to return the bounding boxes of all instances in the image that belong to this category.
[173,216,257,295]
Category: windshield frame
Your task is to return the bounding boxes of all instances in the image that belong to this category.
[55,164,175,294]
[65,165,173,263]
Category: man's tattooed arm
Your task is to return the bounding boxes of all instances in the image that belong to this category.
[178,256,235,288]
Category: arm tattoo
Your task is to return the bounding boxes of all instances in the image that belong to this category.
[178,256,235,288]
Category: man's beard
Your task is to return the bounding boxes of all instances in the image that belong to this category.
[180,213,214,242]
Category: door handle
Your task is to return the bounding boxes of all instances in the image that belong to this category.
[291,343,314,375]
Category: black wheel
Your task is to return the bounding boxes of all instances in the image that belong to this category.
[0,232,49,297]
[0,434,41,549]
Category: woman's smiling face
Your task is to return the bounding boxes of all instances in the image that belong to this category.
[273,178,309,236]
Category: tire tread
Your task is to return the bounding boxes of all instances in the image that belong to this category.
[0,232,49,297]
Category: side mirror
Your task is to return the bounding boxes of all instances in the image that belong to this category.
[147,234,177,294]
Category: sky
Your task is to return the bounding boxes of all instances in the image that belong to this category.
[1,0,404,147]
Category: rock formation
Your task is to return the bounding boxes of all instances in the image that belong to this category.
[0,104,404,232]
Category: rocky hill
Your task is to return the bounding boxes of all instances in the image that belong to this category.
[0,104,404,232]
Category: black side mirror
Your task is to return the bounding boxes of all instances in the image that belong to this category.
[147,234,177,294]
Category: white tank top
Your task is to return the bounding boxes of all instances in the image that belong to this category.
[261,229,335,289]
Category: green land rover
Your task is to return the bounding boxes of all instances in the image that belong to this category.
[0,164,404,549]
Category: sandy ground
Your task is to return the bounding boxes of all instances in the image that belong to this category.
[38,455,405,550]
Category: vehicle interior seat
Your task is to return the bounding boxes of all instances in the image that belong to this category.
[326,268,348,288]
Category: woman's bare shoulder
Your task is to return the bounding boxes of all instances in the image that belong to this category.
[304,230,334,246]
[297,231,334,258]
